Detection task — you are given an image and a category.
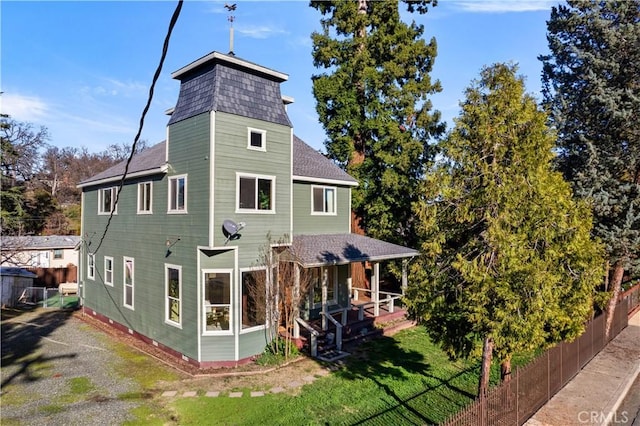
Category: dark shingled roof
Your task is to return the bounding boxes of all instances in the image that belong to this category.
[290,234,418,267]
[78,142,167,186]
[80,136,356,188]
[168,53,292,127]
[293,136,358,185]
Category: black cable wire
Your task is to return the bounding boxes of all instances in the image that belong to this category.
[91,0,183,255]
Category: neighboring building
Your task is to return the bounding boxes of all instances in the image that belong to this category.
[78,51,417,368]
[0,267,37,308]
[1,236,81,268]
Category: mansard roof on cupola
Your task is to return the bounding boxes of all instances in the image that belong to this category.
[167,51,292,127]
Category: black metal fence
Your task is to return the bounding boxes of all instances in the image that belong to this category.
[441,294,634,426]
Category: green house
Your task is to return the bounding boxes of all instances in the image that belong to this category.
[78,51,417,368]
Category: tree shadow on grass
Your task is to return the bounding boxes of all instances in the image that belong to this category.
[1,307,78,388]
[331,334,479,425]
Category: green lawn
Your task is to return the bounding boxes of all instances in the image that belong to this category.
[166,326,501,425]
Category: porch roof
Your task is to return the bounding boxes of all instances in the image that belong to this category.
[290,234,419,268]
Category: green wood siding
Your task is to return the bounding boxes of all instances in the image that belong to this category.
[292,183,351,234]
[81,112,213,362]
[212,112,292,267]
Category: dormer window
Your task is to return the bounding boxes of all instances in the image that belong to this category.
[247,128,266,151]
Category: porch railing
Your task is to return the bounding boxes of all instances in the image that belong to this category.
[352,287,402,319]
[321,311,343,352]
[296,318,320,358]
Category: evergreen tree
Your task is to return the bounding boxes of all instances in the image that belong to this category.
[310,0,444,249]
[540,0,640,338]
[406,64,605,399]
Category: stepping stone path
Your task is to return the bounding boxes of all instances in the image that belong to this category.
[160,368,330,398]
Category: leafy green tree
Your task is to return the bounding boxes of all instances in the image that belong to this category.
[540,0,640,338]
[310,0,444,249]
[406,63,605,399]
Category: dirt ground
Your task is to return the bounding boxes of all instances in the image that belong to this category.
[75,310,335,395]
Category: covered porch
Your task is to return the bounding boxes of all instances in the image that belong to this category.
[285,233,419,360]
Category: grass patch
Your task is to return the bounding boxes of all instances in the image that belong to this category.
[69,376,95,394]
[169,325,493,425]
[39,404,65,415]
[123,405,171,426]
[0,384,37,407]
[107,340,181,388]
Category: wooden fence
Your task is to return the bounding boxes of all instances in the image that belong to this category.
[26,266,77,287]
[441,291,636,426]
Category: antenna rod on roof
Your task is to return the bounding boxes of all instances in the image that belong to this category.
[224,3,237,56]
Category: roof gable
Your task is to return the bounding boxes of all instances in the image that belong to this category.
[78,142,167,187]
[293,136,357,186]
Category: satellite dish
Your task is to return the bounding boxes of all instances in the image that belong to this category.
[222,219,245,245]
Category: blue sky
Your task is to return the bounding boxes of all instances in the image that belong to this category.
[2,0,557,154]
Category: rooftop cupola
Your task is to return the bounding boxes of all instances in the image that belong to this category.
[168,51,292,128]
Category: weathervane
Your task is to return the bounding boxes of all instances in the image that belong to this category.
[224,3,237,56]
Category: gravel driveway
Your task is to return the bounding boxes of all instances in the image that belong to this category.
[1,307,142,425]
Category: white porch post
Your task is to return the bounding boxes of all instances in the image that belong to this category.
[347,263,353,309]
[402,259,408,295]
[372,262,380,316]
[322,267,328,331]
[293,264,300,339]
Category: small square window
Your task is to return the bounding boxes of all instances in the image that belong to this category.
[53,249,63,259]
[247,128,266,151]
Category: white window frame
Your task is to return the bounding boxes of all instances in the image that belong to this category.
[137,181,153,214]
[98,187,117,215]
[247,127,266,152]
[104,256,114,286]
[167,174,187,214]
[53,248,63,259]
[236,172,276,214]
[202,269,233,335]
[312,266,338,308]
[123,256,135,310]
[87,253,95,280]
[240,267,269,332]
[311,185,337,215]
[165,264,182,328]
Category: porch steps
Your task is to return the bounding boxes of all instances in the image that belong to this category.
[299,308,416,361]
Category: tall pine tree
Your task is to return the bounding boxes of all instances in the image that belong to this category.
[406,63,604,399]
[540,0,640,338]
[310,0,444,251]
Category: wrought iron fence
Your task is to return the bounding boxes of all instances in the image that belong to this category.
[441,296,633,426]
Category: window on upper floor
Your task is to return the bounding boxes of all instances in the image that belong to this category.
[168,175,187,213]
[98,187,117,215]
[312,185,337,215]
[138,181,153,214]
[53,249,63,259]
[237,173,275,213]
[247,128,266,151]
